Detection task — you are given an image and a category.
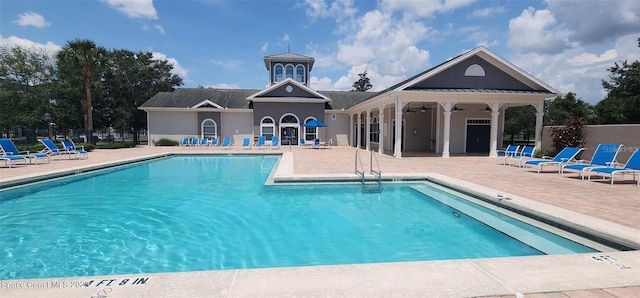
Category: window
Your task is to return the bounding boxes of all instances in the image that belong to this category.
[295,65,305,83]
[260,117,275,141]
[274,64,284,82]
[370,117,379,143]
[464,64,485,77]
[304,118,317,141]
[285,64,294,79]
[201,119,217,139]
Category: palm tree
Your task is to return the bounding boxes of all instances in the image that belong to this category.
[56,39,107,144]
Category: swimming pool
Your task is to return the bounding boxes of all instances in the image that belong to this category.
[0,155,604,280]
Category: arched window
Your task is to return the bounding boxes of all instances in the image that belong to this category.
[304,118,317,141]
[285,64,294,79]
[281,114,298,124]
[260,117,275,141]
[369,117,379,143]
[295,65,305,83]
[464,64,485,77]
[274,64,284,82]
[201,119,217,139]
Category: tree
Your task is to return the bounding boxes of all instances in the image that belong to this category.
[544,92,594,125]
[550,117,586,154]
[102,49,183,143]
[503,105,536,144]
[351,71,373,92]
[56,39,107,144]
[596,37,640,124]
[0,45,56,140]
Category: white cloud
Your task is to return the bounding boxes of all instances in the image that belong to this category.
[204,83,240,89]
[382,0,476,18]
[13,12,50,28]
[509,35,639,104]
[261,42,269,52]
[151,51,188,81]
[472,6,505,18]
[567,50,618,67]
[304,0,357,20]
[154,24,165,34]
[104,0,158,19]
[545,0,640,45]
[211,59,244,71]
[507,7,573,54]
[0,35,61,57]
[310,76,333,90]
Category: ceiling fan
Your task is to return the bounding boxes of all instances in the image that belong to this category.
[405,105,414,114]
[452,105,465,111]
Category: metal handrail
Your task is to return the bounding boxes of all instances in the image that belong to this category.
[370,151,382,187]
[355,150,365,184]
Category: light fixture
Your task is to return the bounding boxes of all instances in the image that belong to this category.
[452,105,464,112]
[421,103,427,112]
[405,106,413,114]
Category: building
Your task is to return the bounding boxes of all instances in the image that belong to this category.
[139,46,559,157]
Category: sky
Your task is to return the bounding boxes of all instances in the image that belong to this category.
[1,0,639,105]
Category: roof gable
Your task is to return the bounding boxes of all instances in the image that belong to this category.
[247,78,331,102]
[191,99,224,109]
[395,46,558,93]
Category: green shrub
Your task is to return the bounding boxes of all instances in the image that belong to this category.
[154,138,179,146]
[95,142,135,149]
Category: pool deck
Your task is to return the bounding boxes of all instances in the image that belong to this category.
[1,145,639,297]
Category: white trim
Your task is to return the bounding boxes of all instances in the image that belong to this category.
[303,117,318,142]
[273,63,284,83]
[200,118,218,139]
[191,99,224,109]
[260,116,276,140]
[246,78,331,102]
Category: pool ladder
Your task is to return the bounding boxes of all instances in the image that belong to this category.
[355,150,382,193]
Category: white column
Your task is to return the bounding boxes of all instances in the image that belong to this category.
[378,107,385,154]
[487,103,502,157]
[349,114,354,147]
[534,103,544,151]
[365,111,371,151]
[356,113,362,149]
[439,102,455,158]
[394,97,403,158]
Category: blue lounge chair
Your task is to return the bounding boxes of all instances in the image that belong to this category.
[180,137,189,147]
[270,136,280,149]
[200,138,209,146]
[40,138,69,160]
[313,138,321,149]
[496,144,520,165]
[210,138,219,147]
[1,155,27,168]
[241,137,251,150]
[508,145,535,167]
[255,136,266,149]
[0,138,50,165]
[190,138,199,147]
[62,140,89,159]
[588,148,640,186]
[561,143,622,179]
[523,147,582,173]
[221,136,232,149]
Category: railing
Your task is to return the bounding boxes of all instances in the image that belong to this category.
[355,149,366,185]
[355,150,382,193]
[370,151,382,189]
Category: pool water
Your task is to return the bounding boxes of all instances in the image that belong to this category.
[0,155,596,280]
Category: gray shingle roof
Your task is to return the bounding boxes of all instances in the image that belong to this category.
[139,88,376,110]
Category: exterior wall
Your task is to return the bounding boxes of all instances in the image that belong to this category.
[324,112,350,145]
[197,111,221,137]
[147,111,198,144]
[402,111,434,151]
[542,124,640,162]
[221,112,253,141]
[252,102,325,125]
[435,107,504,154]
